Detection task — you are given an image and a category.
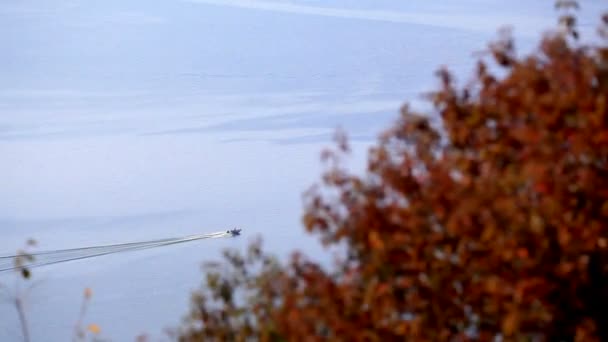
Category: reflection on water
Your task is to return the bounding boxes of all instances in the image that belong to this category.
[1,0,601,340]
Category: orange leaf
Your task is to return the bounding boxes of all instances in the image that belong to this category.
[368,231,384,250]
[87,324,101,335]
[517,248,529,259]
[502,312,519,336]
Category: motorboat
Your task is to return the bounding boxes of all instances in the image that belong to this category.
[227,228,242,237]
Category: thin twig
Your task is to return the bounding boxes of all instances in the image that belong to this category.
[72,293,89,342]
[15,296,30,342]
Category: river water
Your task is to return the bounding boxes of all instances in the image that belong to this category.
[0,1,603,340]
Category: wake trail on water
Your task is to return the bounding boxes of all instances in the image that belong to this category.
[0,231,231,273]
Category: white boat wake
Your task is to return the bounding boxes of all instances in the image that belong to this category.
[0,230,233,273]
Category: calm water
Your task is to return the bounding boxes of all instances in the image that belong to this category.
[0,1,603,340]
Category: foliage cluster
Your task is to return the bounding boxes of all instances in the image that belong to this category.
[178,8,608,342]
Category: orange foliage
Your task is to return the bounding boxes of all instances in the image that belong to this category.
[179,10,608,342]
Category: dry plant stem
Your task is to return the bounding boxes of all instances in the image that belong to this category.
[15,296,30,342]
[73,294,89,342]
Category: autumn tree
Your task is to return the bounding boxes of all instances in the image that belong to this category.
[177,9,608,342]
